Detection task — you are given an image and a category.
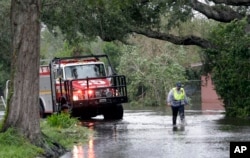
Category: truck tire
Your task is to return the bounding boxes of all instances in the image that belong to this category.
[103,104,123,120]
[39,100,45,118]
[81,114,92,120]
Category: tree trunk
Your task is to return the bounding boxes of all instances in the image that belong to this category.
[1,1,66,157]
[1,0,41,143]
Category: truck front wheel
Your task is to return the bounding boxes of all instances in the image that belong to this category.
[103,104,123,120]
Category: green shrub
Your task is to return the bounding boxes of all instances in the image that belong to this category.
[204,19,250,118]
[46,113,78,128]
[41,113,91,149]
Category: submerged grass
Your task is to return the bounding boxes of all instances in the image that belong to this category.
[0,113,92,157]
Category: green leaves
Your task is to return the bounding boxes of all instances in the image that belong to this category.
[46,113,78,128]
[205,19,250,118]
[41,0,168,43]
[118,43,187,106]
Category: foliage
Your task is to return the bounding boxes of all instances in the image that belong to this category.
[0,128,43,158]
[41,0,167,43]
[41,0,239,48]
[204,19,250,118]
[103,42,123,71]
[161,0,193,29]
[46,113,78,128]
[42,113,91,149]
[41,26,66,59]
[42,124,90,149]
[0,114,91,157]
[118,42,187,107]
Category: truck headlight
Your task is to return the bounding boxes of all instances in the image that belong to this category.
[73,90,83,100]
[73,95,79,101]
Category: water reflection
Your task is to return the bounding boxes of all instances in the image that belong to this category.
[72,122,96,158]
[72,135,95,158]
[72,146,84,158]
[71,119,121,158]
[87,136,95,158]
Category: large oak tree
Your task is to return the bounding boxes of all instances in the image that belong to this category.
[2,0,41,141]
[1,0,65,157]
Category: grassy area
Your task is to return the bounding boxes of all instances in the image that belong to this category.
[0,113,92,158]
[0,128,43,158]
[41,113,91,149]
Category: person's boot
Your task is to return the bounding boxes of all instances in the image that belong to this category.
[180,118,186,125]
[172,126,178,131]
[173,116,177,127]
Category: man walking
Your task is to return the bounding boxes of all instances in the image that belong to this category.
[167,82,188,126]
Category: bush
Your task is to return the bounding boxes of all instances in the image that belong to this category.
[46,113,78,128]
[41,113,91,149]
[204,19,250,118]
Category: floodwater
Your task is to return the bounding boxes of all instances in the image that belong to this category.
[1,103,250,158]
[60,106,250,158]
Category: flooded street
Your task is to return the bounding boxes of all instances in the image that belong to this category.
[1,103,250,158]
[61,107,250,158]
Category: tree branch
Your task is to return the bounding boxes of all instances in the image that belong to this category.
[211,0,250,6]
[190,0,245,22]
[131,28,214,49]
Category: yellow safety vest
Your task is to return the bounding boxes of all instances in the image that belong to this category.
[173,87,185,101]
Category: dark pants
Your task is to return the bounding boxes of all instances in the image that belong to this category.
[171,105,185,125]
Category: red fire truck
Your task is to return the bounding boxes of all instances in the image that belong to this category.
[39,54,128,119]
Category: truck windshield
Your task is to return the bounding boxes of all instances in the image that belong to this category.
[64,64,106,79]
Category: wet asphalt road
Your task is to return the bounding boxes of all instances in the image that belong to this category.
[61,108,250,158]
